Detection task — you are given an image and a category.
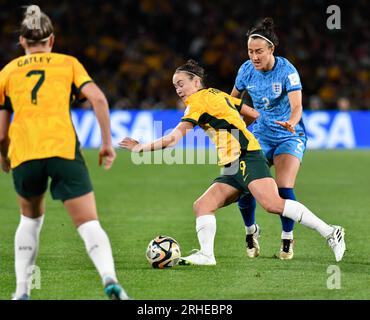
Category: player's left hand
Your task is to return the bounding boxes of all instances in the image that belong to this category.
[275,121,296,134]
[119,137,142,153]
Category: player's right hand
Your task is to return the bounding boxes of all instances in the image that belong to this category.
[0,155,11,173]
[275,120,296,134]
[99,144,116,170]
[119,137,142,153]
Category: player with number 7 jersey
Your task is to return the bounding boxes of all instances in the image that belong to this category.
[0,52,91,168]
[0,5,129,300]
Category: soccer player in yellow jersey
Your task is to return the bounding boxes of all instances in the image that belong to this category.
[0,6,129,300]
[120,59,345,266]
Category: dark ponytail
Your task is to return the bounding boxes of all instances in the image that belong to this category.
[175,59,206,87]
[247,17,279,47]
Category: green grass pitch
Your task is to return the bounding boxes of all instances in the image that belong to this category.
[0,149,369,300]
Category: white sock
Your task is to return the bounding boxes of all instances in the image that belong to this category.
[246,224,257,235]
[282,200,334,238]
[77,220,118,285]
[196,215,216,257]
[14,214,44,297]
[281,231,294,240]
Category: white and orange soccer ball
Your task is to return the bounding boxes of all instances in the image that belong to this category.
[146,235,181,269]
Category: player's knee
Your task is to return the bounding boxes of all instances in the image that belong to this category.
[262,202,281,214]
[193,199,202,215]
[193,198,211,216]
[74,216,98,228]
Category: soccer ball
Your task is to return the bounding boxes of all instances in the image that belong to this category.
[146,235,181,269]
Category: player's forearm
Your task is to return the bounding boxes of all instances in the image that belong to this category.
[230,86,241,98]
[92,101,113,146]
[289,104,302,127]
[240,104,259,127]
[0,110,11,156]
[0,135,9,158]
[243,116,256,127]
[139,124,187,152]
[140,134,178,152]
[288,90,303,127]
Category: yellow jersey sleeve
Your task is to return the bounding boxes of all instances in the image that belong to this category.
[229,96,242,112]
[72,57,93,90]
[181,97,204,125]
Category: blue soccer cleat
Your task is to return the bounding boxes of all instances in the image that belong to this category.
[104,279,131,300]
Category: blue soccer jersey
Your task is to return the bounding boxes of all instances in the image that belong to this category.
[235,56,306,142]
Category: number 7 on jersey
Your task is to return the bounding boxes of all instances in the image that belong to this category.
[26,70,45,105]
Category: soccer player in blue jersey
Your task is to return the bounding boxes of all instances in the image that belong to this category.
[231,18,307,260]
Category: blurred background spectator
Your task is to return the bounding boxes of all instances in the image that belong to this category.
[1,0,369,110]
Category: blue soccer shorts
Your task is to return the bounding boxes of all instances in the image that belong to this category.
[258,136,307,163]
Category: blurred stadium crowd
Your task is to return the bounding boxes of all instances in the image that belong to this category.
[1,0,369,110]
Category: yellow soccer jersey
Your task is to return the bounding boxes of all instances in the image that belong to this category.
[0,52,92,168]
[182,88,261,166]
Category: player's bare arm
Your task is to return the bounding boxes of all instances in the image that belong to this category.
[231,87,258,126]
[275,90,302,134]
[240,104,260,127]
[230,86,241,98]
[81,82,116,169]
[0,110,11,173]
[120,121,194,152]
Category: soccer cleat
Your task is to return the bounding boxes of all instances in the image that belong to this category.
[278,239,294,260]
[104,279,131,300]
[11,293,30,300]
[179,250,216,266]
[327,225,346,262]
[246,224,261,258]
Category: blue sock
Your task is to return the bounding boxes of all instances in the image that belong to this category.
[238,193,256,227]
[279,188,296,233]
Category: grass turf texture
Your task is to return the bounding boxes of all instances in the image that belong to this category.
[0,149,369,300]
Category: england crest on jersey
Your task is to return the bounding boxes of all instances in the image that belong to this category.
[272,82,282,95]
